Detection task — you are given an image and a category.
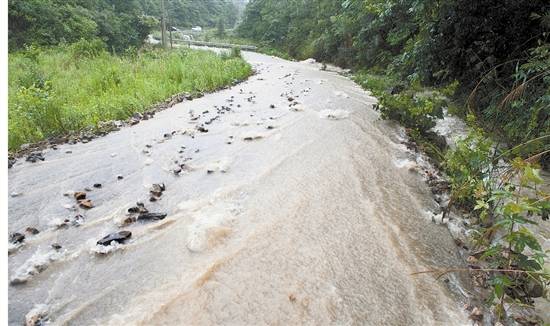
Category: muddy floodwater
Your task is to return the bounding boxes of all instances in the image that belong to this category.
[9,50,473,325]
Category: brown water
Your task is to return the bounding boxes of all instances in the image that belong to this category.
[8,50,472,325]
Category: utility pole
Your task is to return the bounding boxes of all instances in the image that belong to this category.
[169,26,173,49]
[161,0,168,49]
[167,6,173,48]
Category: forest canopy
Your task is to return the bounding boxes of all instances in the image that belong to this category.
[8,0,239,52]
[239,0,550,161]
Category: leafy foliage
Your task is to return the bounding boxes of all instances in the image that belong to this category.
[445,133,550,317]
[138,0,238,29]
[8,0,157,53]
[239,0,550,164]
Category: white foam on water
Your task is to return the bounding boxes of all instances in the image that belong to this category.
[231,120,251,127]
[176,193,242,254]
[302,58,316,64]
[186,205,237,253]
[241,131,265,141]
[319,109,350,120]
[206,158,232,174]
[25,304,49,326]
[334,91,350,98]
[8,242,23,255]
[393,158,418,171]
[10,248,65,284]
[49,217,67,229]
[290,104,305,112]
[88,238,124,255]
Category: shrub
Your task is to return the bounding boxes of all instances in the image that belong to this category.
[230,46,242,58]
[69,38,106,59]
[445,129,549,319]
[444,129,494,211]
[377,91,445,133]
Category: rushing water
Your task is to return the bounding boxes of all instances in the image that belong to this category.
[9,51,473,325]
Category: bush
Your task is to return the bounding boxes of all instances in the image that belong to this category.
[9,82,65,140]
[69,38,106,59]
[230,46,242,58]
[377,91,445,133]
[444,129,494,211]
[445,130,550,317]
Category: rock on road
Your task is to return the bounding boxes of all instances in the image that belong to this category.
[8,50,471,325]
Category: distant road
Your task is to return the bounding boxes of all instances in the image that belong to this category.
[174,38,258,51]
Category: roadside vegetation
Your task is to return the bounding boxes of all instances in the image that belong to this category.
[8,40,251,150]
[239,0,550,321]
[8,0,252,151]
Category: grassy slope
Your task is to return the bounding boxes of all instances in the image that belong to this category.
[8,47,252,150]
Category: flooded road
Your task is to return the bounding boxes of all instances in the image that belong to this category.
[9,50,472,325]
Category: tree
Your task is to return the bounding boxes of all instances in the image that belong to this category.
[8,0,157,53]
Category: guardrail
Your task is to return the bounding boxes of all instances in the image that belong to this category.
[173,39,258,51]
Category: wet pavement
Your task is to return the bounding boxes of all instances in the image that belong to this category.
[9,50,472,325]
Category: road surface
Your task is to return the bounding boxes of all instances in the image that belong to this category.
[8,50,471,325]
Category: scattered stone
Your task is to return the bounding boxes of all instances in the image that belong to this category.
[270,104,276,109]
[243,134,264,141]
[96,231,132,246]
[196,126,209,133]
[469,307,483,322]
[10,192,22,197]
[26,152,45,163]
[25,227,40,235]
[93,183,102,188]
[66,214,85,227]
[138,213,167,221]
[78,199,94,209]
[51,243,62,250]
[149,183,166,198]
[10,233,25,244]
[84,187,92,192]
[117,175,124,180]
[149,196,158,202]
[74,192,86,200]
[289,294,297,302]
[128,202,148,214]
[8,157,16,168]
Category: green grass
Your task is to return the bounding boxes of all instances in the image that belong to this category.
[8,44,252,150]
